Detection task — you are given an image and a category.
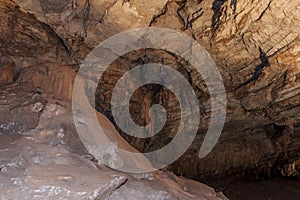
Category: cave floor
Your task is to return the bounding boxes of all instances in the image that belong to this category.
[1,134,300,200]
[0,83,299,199]
[0,85,228,199]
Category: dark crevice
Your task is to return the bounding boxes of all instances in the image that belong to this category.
[186,7,204,39]
[230,0,237,13]
[189,8,204,28]
[176,0,187,30]
[282,70,288,86]
[41,22,71,56]
[149,3,168,26]
[252,47,271,80]
[211,0,226,29]
[180,6,204,33]
[24,12,72,56]
[235,47,270,90]
[256,0,273,21]
[13,67,21,82]
[122,0,130,6]
[265,124,286,140]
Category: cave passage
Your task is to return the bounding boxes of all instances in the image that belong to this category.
[0,0,299,199]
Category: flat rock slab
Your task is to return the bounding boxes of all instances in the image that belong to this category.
[0,133,127,200]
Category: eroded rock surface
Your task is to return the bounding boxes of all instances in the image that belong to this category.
[0,96,227,199]
[0,83,46,134]
[0,1,72,66]
[0,0,299,198]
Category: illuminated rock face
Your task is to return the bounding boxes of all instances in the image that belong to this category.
[0,0,299,182]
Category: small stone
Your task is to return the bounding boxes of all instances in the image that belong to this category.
[57,128,65,139]
[0,166,7,172]
[32,102,44,112]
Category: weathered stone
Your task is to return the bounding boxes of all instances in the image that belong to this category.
[0,83,46,134]
[8,0,300,180]
[0,99,226,199]
[0,0,299,198]
[0,0,72,66]
[18,63,76,100]
[0,57,15,85]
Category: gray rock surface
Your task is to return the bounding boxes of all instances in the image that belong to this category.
[0,90,227,199]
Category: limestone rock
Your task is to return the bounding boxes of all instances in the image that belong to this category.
[0,98,227,199]
[0,0,299,189]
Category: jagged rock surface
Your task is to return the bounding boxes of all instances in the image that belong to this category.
[0,0,299,188]
[0,91,227,199]
[0,83,46,134]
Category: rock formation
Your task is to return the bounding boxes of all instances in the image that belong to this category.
[0,0,299,199]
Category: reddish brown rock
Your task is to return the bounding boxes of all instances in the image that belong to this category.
[0,0,299,188]
[18,63,76,100]
[0,57,15,85]
[0,0,72,67]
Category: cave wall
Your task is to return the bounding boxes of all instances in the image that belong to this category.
[1,0,299,179]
